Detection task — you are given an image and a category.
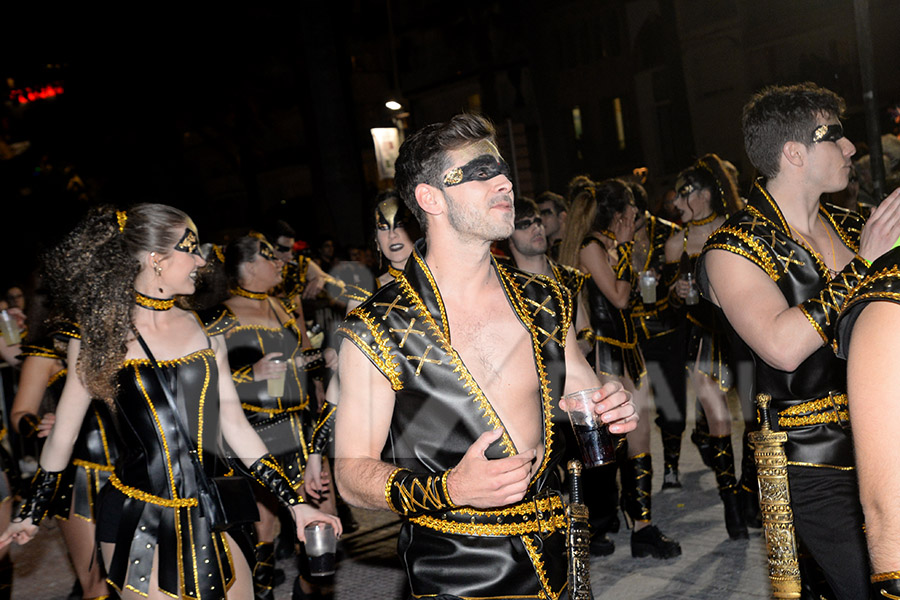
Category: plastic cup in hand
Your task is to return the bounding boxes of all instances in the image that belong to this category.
[563,388,616,468]
[0,311,20,346]
[266,358,286,398]
[304,521,337,576]
[640,270,657,305]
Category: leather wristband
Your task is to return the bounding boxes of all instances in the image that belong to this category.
[249,453,304,507]
[309,400,336,456]
[15,466,65,525]
[385,467,456,517]
[872,571,900,599]
[301,348,327,381]
[798,255,869,348]
[576,328,595,344]
[17,414,41,440]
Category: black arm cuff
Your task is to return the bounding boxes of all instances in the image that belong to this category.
[309,400,337,455]
[15,466,66,525]
[872,571,900,599]
[385,468,456,517]
[249,453,304,507]
[799,256,869,349]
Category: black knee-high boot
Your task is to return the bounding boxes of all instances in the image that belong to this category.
[709,435,749,540]
[660,428,683,489]
[691,403,714,468]
[621,454,681,559]
[253,542,276,600]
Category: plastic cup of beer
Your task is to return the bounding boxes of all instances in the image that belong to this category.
[563,388,616,468]
[304,521,337,576]
[266,358,286,398]
[0,310,20,346]
[640,271,657,304]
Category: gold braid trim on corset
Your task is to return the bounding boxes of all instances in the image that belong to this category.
[109,474,198,508]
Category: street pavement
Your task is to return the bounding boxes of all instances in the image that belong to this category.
[12,400,771,599]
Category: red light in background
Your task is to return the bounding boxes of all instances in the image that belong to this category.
[8,83,65,105]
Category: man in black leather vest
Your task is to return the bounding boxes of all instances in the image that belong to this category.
[698,82,900,599]
[334,113,637,600]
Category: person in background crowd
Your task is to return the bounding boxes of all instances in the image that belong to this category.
[536,191,568,260]
[663,153,748,540]
[699,82,900,598]
[560,175,682,559]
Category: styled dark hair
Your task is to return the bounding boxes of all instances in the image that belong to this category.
[742,82,845,179]
[625,180,649,213]
[264,219,296,244]
[224,234,267,291]
[393,113,497,229]
[514,196,540,221]
[558,176,633,268]
[536,190,568,215]
[43,203,192,401]
[675,153,742,216]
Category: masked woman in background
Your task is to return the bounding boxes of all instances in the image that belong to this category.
[559,176,681,559]
[198,233,332,600]
[1,204,340,600]
[663,153,748,539]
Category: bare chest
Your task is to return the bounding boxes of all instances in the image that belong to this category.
[445,297,543,455]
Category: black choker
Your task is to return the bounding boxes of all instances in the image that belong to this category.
[231,286,268,301]
[689,212,717,226]
[387,266,404,279]
[135,291,175,311]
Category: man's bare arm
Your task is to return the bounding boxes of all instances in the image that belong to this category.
[562,325,637,434]
[705,249,822,371]
[847,302,900,572]
[333,343,397,509]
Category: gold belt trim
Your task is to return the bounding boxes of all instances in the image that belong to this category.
[777,393,849,429]
[72,459,114,472]
[241,402,309,414]
[408,494,567,537]
[109,474,198,508]
[594,335,637,349]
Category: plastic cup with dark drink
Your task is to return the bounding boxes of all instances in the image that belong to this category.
[563,388,617,468]
[304,521,337,577]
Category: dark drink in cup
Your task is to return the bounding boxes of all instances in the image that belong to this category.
[564,388,617,468]
[572,423,616,467]
[304,521,337,577]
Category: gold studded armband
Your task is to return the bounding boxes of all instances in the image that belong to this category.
[14,466,67,525]
[308,400,336,456]
[385,467,457,517]
[249,453,304,507]
[872,571,900,598]
[798,256,869,348]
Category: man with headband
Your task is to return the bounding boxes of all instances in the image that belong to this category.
[334,113,637,599]
[697,82,900,598]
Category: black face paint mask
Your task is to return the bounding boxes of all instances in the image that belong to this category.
[811,123,844,144]
[442,154,511,187]
[174,228,201,256]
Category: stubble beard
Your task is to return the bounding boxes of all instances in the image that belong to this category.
[445,191,514,242]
